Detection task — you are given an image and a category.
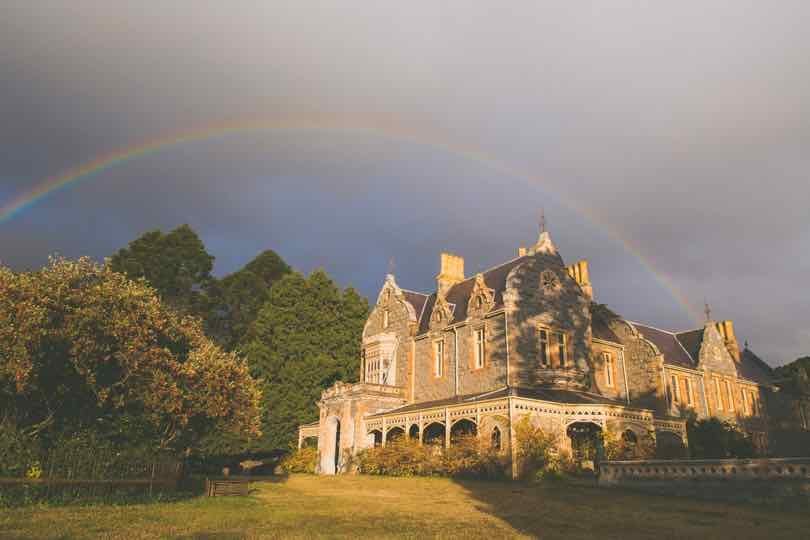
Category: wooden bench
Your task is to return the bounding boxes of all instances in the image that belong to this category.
[205,477,250,497]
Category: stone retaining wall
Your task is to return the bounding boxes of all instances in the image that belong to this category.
[599,457,810,503]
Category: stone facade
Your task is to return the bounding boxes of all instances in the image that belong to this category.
[300,227,778,475]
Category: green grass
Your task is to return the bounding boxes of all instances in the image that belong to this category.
[0,474,806,539]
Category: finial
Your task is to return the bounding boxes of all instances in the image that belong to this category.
[538,208,546,234]
[387,257,396,275]
[744,339,749,349]
[704,299,712,322]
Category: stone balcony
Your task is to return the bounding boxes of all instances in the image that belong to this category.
[319,381,405,405]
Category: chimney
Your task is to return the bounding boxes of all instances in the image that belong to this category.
[436,252,465,297]
[716,320,741,362]
[566,259,593,300]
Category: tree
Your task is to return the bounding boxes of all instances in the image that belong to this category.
[241,270,368,450]
[207,250,291,350]
[0,257,261,455]
[109,224,215,316]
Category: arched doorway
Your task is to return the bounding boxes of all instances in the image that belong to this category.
[408,424,420,441]
[450,419,477,443]
[368,429,382,447]
[423,422,446,446]
[655,431,686,459]
[386,426,406,444]
[567,422,603,472]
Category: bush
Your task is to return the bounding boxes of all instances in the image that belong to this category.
[603,429,655,461]
[0,420,40,478]
[353,436,507,479]
[514,417,570,481]
[687,417,754,459]
[279,447,318,474]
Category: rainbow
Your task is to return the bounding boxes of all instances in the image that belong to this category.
[0,113,703,324]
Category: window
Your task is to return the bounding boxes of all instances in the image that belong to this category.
[714,378,724,411]
[539,329,549,367]
[684,378,693,406]
[725,380,735,412]
[382,309,389,329]
[743,389,752,416]
[434,340,444,377]
[670,375,680,403]
[556,332,567,367]
[473,328,485,369]
[602,352,614,387]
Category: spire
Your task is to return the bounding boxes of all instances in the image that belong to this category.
[531,209,557,255]
[704,299,712,322]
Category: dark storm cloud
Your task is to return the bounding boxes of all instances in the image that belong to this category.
[1,1,808,365]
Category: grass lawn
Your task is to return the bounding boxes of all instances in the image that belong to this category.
[0,474,806,539]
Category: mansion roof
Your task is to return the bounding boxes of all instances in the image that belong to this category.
[631,322,773,385]
[370,386,629,417]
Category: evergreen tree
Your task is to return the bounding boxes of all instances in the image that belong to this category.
[109,224,215,316]
[242,270,368,450]
[209,250,291,350]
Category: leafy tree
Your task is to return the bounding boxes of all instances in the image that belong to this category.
[0,257,261,455]
[774,356,810,395]
[109,224,215,316]
[241,270,368,450]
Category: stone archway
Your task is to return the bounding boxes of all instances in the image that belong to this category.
[368,429,383,447]
[408,424,420,441]
[386,426,406,444]
[423,422,446,446]
[655,430,687,459]
[567,421,603,472]
[450,419,477,443]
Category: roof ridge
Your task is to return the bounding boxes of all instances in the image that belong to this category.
[400,288,429,297]
[448,254,529,290]
[627,321,676,335]
[674,327,704,336]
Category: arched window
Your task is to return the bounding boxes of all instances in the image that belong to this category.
[622,429,638,445]
[491,426,502,451]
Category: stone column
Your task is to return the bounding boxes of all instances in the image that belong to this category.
[508,396,518,479]
[382,417,387,447]
[444,407,451,448]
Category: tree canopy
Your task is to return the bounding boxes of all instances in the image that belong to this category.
[109,224,215,317]
[0,257,261,455]
[241,270,368,450]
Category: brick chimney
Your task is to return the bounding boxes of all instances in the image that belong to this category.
[436,252,465,297]
[566,259,593,300]
[716,320,741,362]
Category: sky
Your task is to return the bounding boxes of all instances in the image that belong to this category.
[1,1,808,366]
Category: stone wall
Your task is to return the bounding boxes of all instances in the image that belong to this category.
[608,320,667,413]
[505,253,592,389]
[599,457,810,502]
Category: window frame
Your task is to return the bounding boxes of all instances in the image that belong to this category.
[538,328,550,367]
[433,339,444,378]
[473,327,486,370]
[556,332,567,368]
[670,374,680,404]
[602,351,614,388]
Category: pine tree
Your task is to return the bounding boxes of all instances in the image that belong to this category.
[242,270,368,450]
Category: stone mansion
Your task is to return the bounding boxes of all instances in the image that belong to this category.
[298,228,774,476]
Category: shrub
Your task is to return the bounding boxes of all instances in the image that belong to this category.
[687,417,754,459]
[279,447,318,474]
[603,429,656,461]
[0,420,40,478]
[514,417,569,481]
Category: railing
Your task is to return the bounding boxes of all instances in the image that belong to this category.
[599,457,810,486]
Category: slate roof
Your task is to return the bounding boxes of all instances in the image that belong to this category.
[414,255,530,335]
[591,314,621,343]
[369,386,629,417]
[632,323,695,368]
[401,289,429,321]
[631,323,774,385]
[737,348,774,385]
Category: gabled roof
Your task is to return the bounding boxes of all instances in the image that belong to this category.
[632,323,695,368]
[401,289,429,321]
[591,314,621,343]
[414,255,530,335]
[675,329,704,362]
[738,348,774,385]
